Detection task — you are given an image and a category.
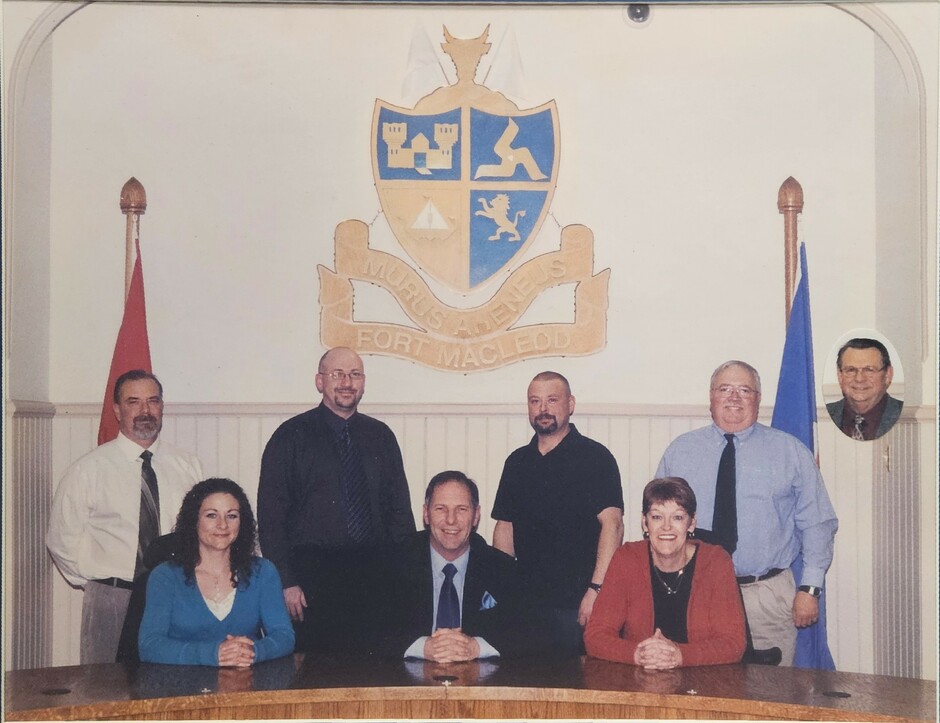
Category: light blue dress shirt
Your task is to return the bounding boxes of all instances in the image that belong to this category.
[656,422,838,588]
[404,546,499,659]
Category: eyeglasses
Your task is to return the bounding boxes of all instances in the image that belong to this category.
[711,384,758,398]
[839,366,885,377]
[321,370,365,381]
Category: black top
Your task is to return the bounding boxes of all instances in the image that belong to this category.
[649,546,698,644]
[257,403,415,588]
[491,425,623,609]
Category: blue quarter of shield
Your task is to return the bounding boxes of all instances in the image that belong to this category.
[470,109,555,182]
[470,190,548,287]
[376,107,462,181]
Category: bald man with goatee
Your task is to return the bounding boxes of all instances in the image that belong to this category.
[492,371,624,656]
[258,347,415,652]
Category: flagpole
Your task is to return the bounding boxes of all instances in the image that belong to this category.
[120,177,147,303]
[777,176,803,326]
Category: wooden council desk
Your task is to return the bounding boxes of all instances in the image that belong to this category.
[4,654,935,721]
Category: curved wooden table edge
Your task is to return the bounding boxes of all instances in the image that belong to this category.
[5,684,929,722]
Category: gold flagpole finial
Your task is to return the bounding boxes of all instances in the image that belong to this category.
[778,177,803,327]
[120,178,147,302]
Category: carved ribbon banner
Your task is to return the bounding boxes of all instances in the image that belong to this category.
[319,220,609,372]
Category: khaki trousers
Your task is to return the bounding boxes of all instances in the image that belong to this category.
[739,568,798,666]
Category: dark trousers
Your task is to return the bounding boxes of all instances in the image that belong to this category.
[529,606,585,657]
[291,545,382,654]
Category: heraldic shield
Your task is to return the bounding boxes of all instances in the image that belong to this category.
[372,99,559,293]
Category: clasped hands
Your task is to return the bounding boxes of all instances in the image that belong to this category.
[423,628,481,663]
[217,634,255,667]
[633,628,683,670]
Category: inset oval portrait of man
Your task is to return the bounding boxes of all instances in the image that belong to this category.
[823,333,904,441]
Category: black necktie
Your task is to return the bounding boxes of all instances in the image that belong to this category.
[135,450,160,579]
[712,433,737,556]
[339,422,373,543]
[436,563,460,630]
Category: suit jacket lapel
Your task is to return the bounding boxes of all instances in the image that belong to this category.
[462,535,488,632]
[418,536,435,629]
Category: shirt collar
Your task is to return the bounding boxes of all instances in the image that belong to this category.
[116,431,160,461]
[710,421,757,443]
[528,422,581,450]
[840,392,889,438]
[843,390,889,420]
[319,402,357,435]
[429,544,470,577]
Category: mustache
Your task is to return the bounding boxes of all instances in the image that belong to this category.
[536,414,556,422]
[133,414,158,425]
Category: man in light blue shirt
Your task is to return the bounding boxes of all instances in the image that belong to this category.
[382,471,521,662]
[656,360,838,666]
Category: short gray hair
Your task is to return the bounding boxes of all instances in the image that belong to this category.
[710,360,761,393]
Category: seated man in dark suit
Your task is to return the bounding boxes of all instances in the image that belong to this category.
[380,471,521,662]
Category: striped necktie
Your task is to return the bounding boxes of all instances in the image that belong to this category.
[135,450,160,579]
[340,422,373,543]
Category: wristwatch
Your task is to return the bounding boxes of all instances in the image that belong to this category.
[798,585,822,597]
[587,582,602,593]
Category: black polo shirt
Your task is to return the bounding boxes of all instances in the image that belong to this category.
[492,425,623,609]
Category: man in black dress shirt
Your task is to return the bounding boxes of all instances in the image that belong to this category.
[258,346,415,651]
[492,371,624,655]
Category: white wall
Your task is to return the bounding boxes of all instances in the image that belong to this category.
[19,1,927,407]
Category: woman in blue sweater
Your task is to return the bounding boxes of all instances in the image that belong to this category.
[139,478,294,666]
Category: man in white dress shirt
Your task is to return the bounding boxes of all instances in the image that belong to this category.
[47,370,203,663]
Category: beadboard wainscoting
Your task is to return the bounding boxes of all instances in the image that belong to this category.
[7,402,934,677]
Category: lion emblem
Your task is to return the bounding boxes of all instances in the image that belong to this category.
[475,194,526,242]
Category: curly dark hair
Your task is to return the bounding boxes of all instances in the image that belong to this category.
[173,478,257,588]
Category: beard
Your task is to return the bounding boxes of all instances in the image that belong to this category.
[131,414,161,441]
[333,388,361,410]
[531,414,558,435]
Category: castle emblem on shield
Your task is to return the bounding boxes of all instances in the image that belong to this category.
[319,27,609,371]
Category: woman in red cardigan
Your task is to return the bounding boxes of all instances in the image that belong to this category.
[584,477,745,669]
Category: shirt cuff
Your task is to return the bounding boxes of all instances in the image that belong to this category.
[475,637,500,659]
[404,636,429,659]
[799,567,826,589]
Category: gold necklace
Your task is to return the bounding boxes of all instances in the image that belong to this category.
[652,565,686,595]
[197,568,232,602]
[652,548,694,595]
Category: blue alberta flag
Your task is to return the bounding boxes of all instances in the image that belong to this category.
[771,242,835,670]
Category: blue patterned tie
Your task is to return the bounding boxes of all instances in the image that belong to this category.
[340,422,373,543]
[436,563,460,630]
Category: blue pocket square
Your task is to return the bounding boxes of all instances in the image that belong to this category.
[480,591,498,610]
